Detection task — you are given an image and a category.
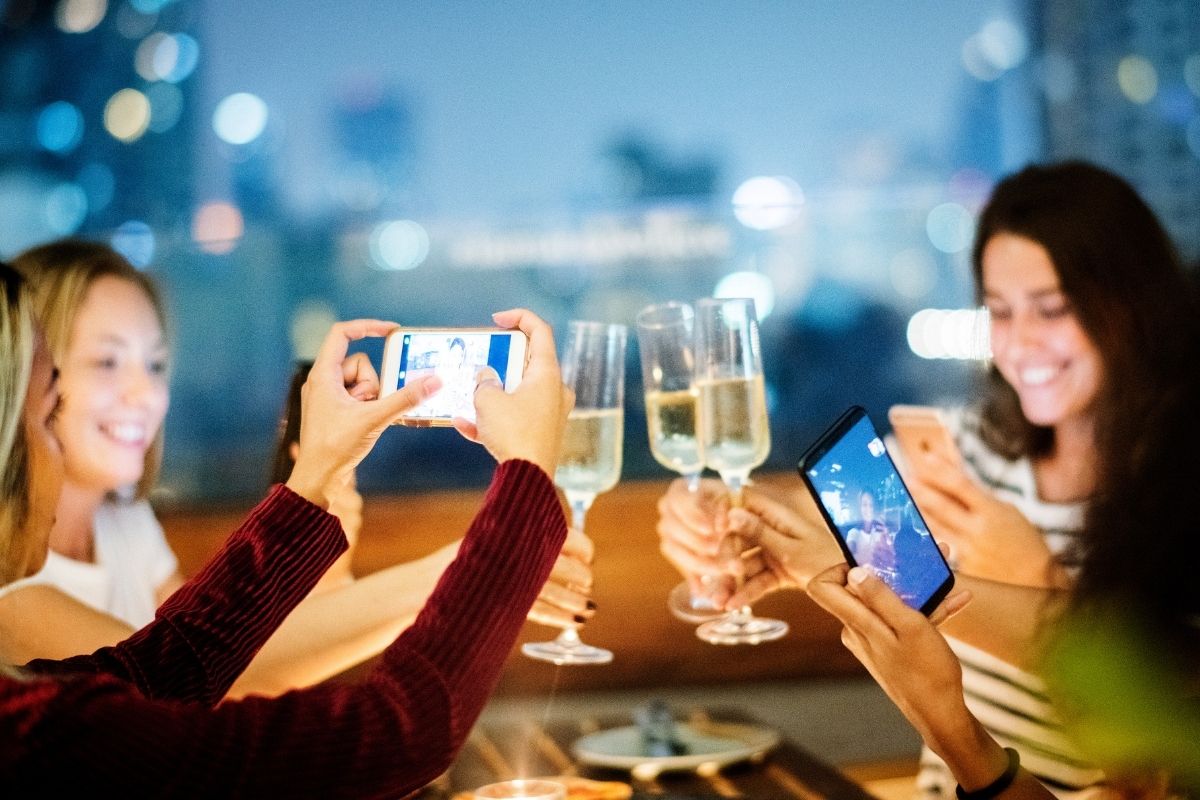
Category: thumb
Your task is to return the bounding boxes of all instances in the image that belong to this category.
[470,366,504,412]
[372,375,441,426]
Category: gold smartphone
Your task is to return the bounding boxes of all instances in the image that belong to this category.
[887,404,963,469]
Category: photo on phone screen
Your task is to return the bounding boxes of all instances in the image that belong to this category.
[798,406,954,615]
[389,331,523,423]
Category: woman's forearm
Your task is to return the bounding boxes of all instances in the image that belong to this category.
[227,541,461,698]
[939,574,1065,670]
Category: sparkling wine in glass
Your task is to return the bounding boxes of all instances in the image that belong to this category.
[522,320,626,665]
[693,297,789,645]
[636,301,724,624]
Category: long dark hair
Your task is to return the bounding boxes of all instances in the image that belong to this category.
[975,164,1200,659]
[268,361,313,485]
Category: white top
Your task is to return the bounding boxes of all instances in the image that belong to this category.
[0,500,178,629]
[915,407,1105,800]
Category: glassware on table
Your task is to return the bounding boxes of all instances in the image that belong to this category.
[474,779,567,799]
[522,320,626,666]
[692,297,789,645]
[635,301,724,624]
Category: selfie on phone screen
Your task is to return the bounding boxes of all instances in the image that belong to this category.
[801,408,953,614]
[397,332,515,422]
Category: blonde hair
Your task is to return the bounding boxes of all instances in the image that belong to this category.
[12,240,169,501]
[0,262,38,587]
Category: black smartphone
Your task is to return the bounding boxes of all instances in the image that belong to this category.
[797,405,954,615]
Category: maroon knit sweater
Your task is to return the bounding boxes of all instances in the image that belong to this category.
[0,459,566,798]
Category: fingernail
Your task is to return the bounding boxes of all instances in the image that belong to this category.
[586,600,597,611]
[573,614,586,624]
[848,566,870,585]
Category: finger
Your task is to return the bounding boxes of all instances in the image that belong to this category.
[528,599,587,630]
[491,308,554,371]
[912,459,977,510]
[928,588,973,627]
[911,483,973,536]
[536,576,590,614]
[660,539,724,577]
[844,566,925,635]
[562,526,594,563]
[724,570,781,609]
[370,374,442,427]
[313,320,398,374]
[451,417,480,442]
[343,352,380,400]
[716,531,747,576]
[469,366,506,418]
[659,513,722,558]
[807,566,897,643]
[548,550,592,590]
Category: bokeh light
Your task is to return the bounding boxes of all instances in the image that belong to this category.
[213,93,269,145]
[147,82,184,133]
[45,182,88,235]
[134,33,170,81]
[130,0,172,12]
[978,19,1028,71]
[192,201,244,255]
[369,220,430,270]
[732,176,804,231]
[56,0,107,33]
[289,300,337,361]
[111,220,156,268]
[103,88,151,143]
[1187,117,1200,161]
[925,202,974,254]
[714,271,776,321]
[1041,51,1078,104]
[888,248,938,300]
[77,162,114,212]
[1117,55,1158,104]
[115,2,155,39]
[962,35,1003,81]
[1186,54,1200,97]
[907,308,990,360]
[36,101,84,154]
[137,32,199,82]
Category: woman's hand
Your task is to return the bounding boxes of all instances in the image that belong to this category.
[453,308,572,476]
[528,526,596,629]
[655,477,734,598]
[287,320,442,507]
[907,451,1065,588]
[312,472,363,591]
[719,488,845,608]
[806,561,1013,789]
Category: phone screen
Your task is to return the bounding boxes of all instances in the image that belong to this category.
[799,407,953,614]
[395,331,516,422]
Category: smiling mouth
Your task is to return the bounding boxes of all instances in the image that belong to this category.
[1018,365,1062,388]
[100,422,149,447]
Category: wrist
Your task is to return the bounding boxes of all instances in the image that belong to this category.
[932,713,1011,793]
[956,747,1020,800]
[285,465,330,509]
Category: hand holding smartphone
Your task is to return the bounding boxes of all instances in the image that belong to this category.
[380,327,528,426]
[798,406,954,616]
[887,405,963,472]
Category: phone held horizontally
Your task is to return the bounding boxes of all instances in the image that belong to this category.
[379,327,528,426]
[797,405,954,616]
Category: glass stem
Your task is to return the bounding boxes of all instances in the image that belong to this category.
[722,472,749,618]
[556,628,582,646]
[684,471,701,493]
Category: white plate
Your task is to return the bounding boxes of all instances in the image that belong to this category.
[571,720,779,774]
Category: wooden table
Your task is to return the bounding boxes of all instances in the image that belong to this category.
[415,708,880,800]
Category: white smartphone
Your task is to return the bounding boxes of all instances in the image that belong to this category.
[380,327,528,426]
[887,405,963,470]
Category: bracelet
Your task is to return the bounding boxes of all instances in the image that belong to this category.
[955,747,1021,800]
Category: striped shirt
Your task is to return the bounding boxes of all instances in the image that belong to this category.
[915,407,1108,800]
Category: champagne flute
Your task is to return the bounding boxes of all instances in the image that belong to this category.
[522,320,626,665]
[693,297,789,645]
[635,301,724,624]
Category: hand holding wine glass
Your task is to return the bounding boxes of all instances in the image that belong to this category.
[636,301,725,623]
[692,297,789,645]
[521,320,626,665]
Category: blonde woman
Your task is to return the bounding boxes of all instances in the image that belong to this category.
[0,261,574,794]
[0,240,593,697]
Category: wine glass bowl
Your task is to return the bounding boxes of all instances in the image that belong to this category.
[692,297,789,646]
[522,320,626,666]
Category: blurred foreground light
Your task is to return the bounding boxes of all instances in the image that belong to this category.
[1117,55,1158,104]
[104,88,151,143]
[978,19,1027,71]
[115,2,155,38]
[135,33,170,81]
[45,183,88,235]
[889,248,937,300]
[56,0,107,33]
[369,220,429,270]
[1186,54,1200,97]
[130,0,172,11]
[147,82,184,133]
[907,308,990,360]
[732,176,804,231]
[77,162,114,212]
[714,271,776,321]
[962,35,1004,81]
[154,33,199,83]
[926,202,974,254]
[111,220,156,268]
[192,201,244,255]
[1041,51,1078,104]
[290,301,337,361]
[213,93,268,145]
[36,101,84,154]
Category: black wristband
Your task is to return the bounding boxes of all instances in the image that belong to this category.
[955,747,1021,800]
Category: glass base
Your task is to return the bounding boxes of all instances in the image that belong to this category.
[667,580,726,625]
[695,609,789,646]
[522,629,613,665]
